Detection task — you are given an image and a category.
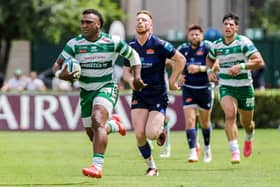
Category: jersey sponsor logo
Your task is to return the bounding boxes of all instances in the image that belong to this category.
[146,48,155,54]
[142,63,153,68]
[78,46,89,53]
[84,56,106,61]
[164,42,174,52]
[247,45,255,51]
[102,37,111,43]
[90,46,98,52]
[225,49,230,55]
[216,49,223,56]
[79,49,88,53]
[77,39,87,44]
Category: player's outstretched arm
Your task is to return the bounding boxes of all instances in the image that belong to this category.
[168,50,186,90]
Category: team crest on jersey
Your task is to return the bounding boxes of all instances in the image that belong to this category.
[196,50,204,56]
[146,48,155,54]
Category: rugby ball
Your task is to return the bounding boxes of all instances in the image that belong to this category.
[63,57,81,80]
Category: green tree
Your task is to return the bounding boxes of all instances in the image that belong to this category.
[0,0,124,75]
[250,0,280,36]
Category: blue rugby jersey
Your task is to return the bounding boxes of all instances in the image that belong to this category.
[124,34,176,96]
[177,40,211,88]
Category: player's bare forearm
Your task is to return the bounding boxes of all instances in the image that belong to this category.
[246,52,265,70]
[123,66,135,90]
[206,56,215,70]
[52,58,64,74]
[131,64,147,91]
[169,51,186,86]
[206,56,218,82]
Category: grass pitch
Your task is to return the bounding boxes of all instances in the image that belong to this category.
[0,129,279,187]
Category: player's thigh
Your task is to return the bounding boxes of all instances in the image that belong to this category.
[220,96,238,119]
[183,106,197,129]
[131,108,149,136]
[146,111,165,139]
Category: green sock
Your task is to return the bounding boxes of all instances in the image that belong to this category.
[164,117,169,130]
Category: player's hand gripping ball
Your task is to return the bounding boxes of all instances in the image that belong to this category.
[63,57,81,80]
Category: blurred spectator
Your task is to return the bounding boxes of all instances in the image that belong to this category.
[26,71,47,91]
[38,68,54,89]
[39,67,79,91]
[52,77,73,91]
[1,68,28,91]
[252,67,265,90]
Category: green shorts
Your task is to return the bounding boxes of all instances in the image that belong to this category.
[218,85,255,110]
[80,83,119,118]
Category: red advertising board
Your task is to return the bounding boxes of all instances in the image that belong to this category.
[0,93,185,131]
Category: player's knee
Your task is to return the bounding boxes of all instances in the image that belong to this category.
[241,120,254,128]
[135,131,146,141]
[146,130,158,140]
[186,118,196,129]
[225,112,236,121]
[200,121,211,128]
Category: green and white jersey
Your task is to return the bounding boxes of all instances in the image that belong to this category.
[60,32,134,91]
[208,35,258,87]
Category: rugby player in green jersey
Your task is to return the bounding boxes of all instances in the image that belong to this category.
[52,9,146,178]
[206,13,265,164]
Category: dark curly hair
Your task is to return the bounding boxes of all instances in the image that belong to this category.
[82,9,104,28]
[223,12,239,25]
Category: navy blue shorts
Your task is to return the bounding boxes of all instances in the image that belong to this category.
[182,85,213,110]
[131,92,168,115]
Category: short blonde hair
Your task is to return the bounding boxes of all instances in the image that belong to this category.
[136,10,152,19]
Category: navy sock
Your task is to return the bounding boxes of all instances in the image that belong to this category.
[202,127,211,146]
[138,142,151,159]
[186,128,197,149]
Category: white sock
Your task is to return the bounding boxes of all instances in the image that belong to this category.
[92,156,104,169]
[229,140,240,153]
[204,145,210,151]
[190,148,196,154]
[146,156,156,169]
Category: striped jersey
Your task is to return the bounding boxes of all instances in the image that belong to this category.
[59,32,135,91]
[208,34,258,87]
